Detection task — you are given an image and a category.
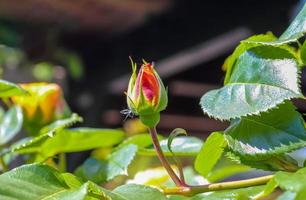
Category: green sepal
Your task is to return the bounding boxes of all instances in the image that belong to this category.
[139,113,160,128]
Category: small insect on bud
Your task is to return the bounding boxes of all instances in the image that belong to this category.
[126,59,168,127]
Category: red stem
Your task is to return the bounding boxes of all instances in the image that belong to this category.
[148,127,185,186]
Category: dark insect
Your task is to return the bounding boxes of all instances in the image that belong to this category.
[120,108,135,121]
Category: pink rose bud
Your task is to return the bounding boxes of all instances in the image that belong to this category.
[126,59,167,127]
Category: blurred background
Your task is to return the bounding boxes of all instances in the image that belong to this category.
[0,0,305,172]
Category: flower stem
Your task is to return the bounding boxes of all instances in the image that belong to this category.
[148,127,185,186]
[58,153,66,172]
[163,175,273,196]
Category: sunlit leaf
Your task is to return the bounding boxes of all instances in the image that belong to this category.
[139,136,202,156]
[13,128,125,161]
[76,144,137,183]
[117,134,159,149]
[206,161,251,183]
[39,113,83,135]
[0,106,23,145]
[253,178,278,199]
[0,79,27,97]
[225,102,306,159]
[113,184,167,200]
[128,167,208,189]
[194,132,226,178]
[274,3,306,43]
[300,40,306,65]
[190,186,264,200]
[223,32,276,84]
[167,128,187,179]
[201,46,303,120]
[0,163,109,200]
[277,191,297,200]
[258,167,306,200]
[244,4,306,45]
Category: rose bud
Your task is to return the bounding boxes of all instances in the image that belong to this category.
[11,83,70,133]
[126,59,167,127]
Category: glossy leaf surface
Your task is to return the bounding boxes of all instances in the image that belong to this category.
[223,33,276,84]
[201,46,302,120]
[225,102,306,159]
[113,184,167,200]
[259,167,306,200]
[0,164,108,200]
[245,4,306,45]
[190,186,264,200]
[194,132,226,177]
[76,144,137,183]
[0,79,27,97]
[13,128,125,161]
[139,136,202,156]
[0,106,23,145]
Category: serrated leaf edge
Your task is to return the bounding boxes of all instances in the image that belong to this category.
[201,84,303,121]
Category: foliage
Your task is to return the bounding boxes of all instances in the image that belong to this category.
[0,3,304,200]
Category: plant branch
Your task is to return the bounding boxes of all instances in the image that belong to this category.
[175,157,185,183]
[148,127,185,186]
[163,175,274,196]
[58,153,66,172]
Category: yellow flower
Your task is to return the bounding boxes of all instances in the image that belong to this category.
[11,82,64,124]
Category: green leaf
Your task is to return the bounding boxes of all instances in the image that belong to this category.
[1,138,31,166]
[67,53,84,80]
[76,144,137,183]
[201,46,303,120]
[0,79,27,97]
[32,62,54,81]
[167,128,187,175]
[190,186,264,200]
[300,40,306,65]
[167,128,188,153]
[275,3,306,43]
[11,133,52,154]
[275,167,306,192]
[0,163,109,200]
[194,132,227,178]
[13,128,125,161]
[277,191,297,200]
[253,178,278,200]
[225,102,306,159]
[113,184,167,200]
[128,166,207,189]
[226,151,300,172]
[118,133,161,149]
[258,167,306,200]
[39,113,83,135]
[223,32,277,84]
[168,196,189,200]
[244,4,306,45]
[181,167,208,185]
[139,136,203,156]
[0,106,23,145]
[201,154,251,183]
